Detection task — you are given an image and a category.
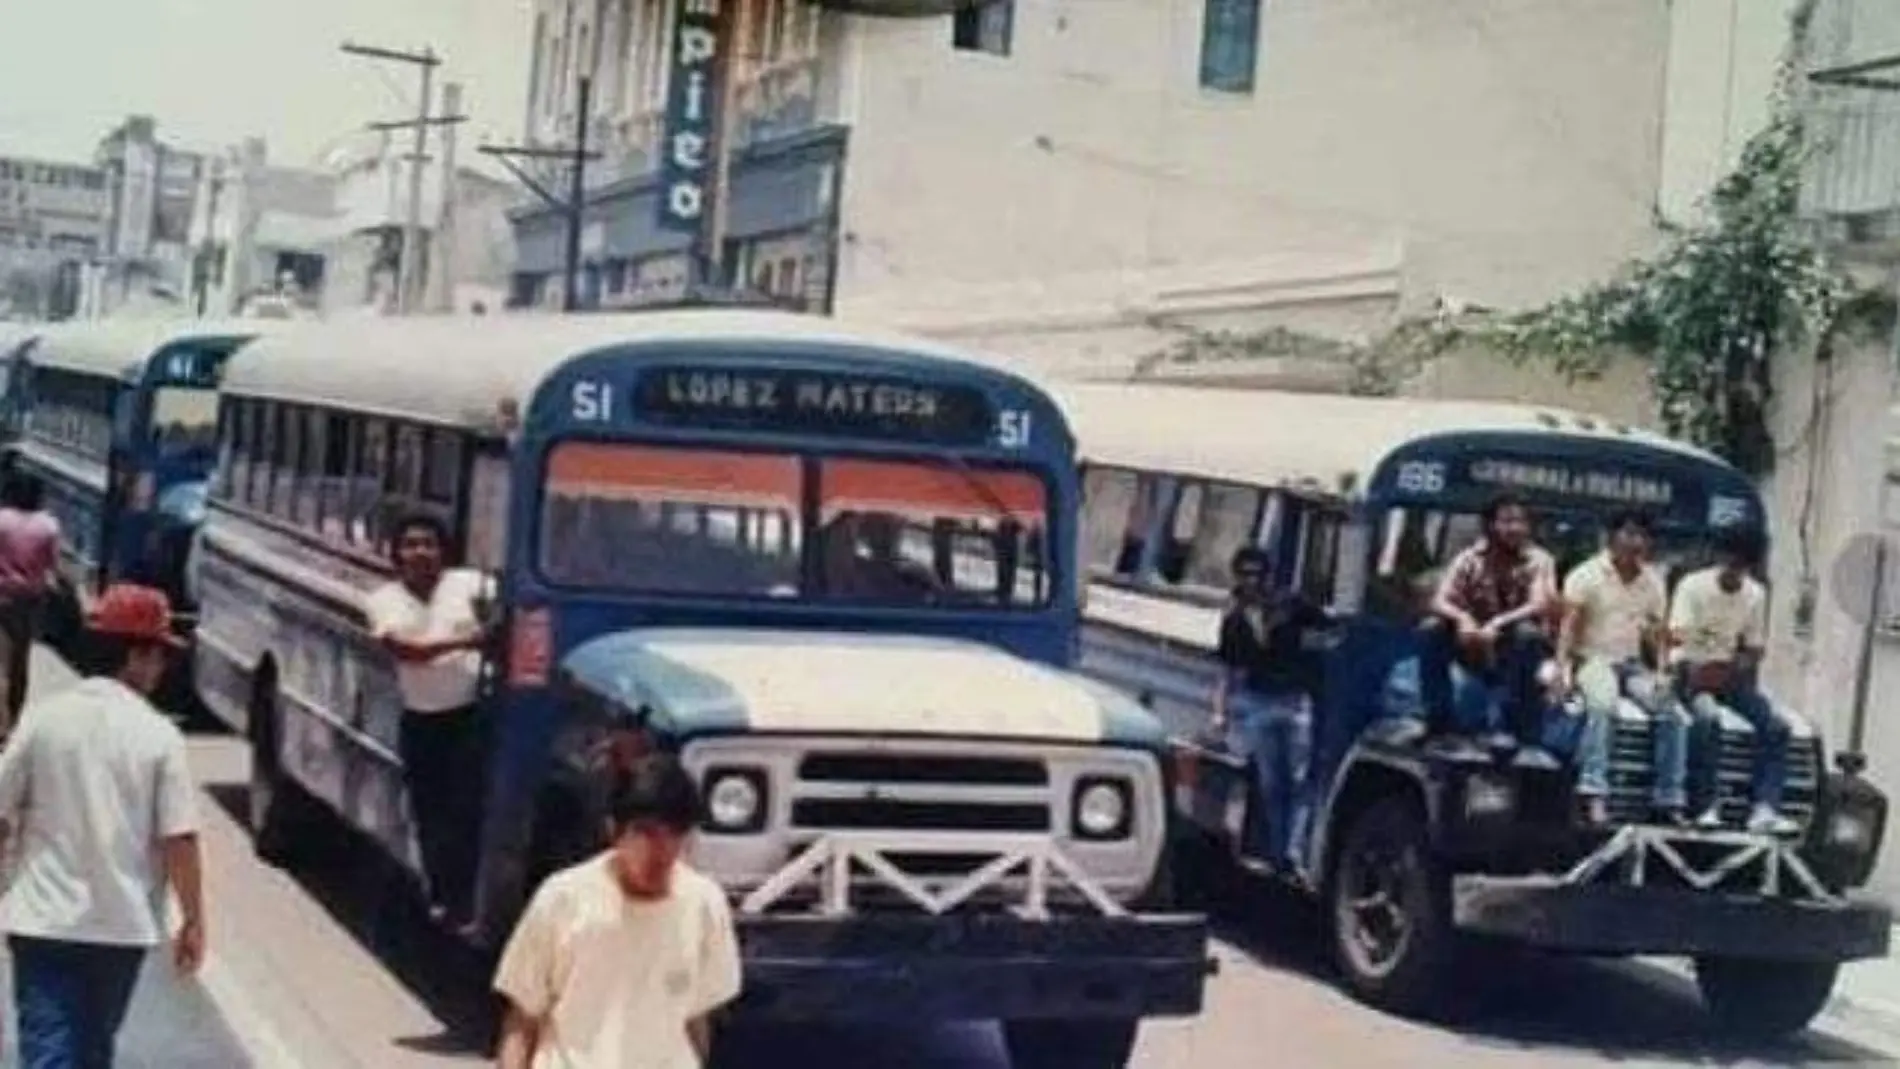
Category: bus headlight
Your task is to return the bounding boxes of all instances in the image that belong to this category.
[703,769,767,834]
[1464,773,1516,820]
[1074,777,1132,840]
[1829,810,1875,853]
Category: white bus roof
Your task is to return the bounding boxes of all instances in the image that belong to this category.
[26,317,287,381]
[1053,382,1729,498]
[220,310,1039,429]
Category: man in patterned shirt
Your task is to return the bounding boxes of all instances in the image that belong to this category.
[1421,493,1559,755]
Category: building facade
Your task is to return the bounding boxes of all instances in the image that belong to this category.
[514,0,1765,377]
[83,115,211,317]
[0,155,111,318]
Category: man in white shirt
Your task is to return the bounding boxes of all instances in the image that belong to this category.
[366,512,493,931]
[1558,510,1688,828]
[0,584,205,1066]
[493,753,743,1069]
[1667,526,1796,836]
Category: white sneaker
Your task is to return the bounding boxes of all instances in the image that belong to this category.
[1693,806,1725,830]
[1746,806,1799,837]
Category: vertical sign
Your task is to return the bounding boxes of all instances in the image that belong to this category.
[657,0,728,235]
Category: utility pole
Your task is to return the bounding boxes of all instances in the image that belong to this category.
[193,164,225,317]
[341,41,449,315]
[432,82,464,313]
[482,75,601,313]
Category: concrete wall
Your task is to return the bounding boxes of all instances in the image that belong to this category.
[831,0,1671,348]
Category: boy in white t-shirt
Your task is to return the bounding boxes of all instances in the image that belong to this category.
[494,754,743,1069]
[1667,526,1796,836]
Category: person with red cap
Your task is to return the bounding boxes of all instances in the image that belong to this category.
[0,583,205,1066]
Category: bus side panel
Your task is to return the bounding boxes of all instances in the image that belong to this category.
[24,457,106,595]
[195,518,423,880]
[1077,609,1259,854]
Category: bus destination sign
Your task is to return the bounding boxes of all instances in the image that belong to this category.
[635,366,995,444]
[1467,458,1674,507]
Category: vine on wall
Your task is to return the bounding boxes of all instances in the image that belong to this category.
[1143,2,1865,476]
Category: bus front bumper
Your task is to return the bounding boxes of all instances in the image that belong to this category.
[731,911,1213,1022]
[1452,874,1892,961]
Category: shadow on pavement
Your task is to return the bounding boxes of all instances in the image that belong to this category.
[1203,876,1894,1066]
[204,783,498,1058]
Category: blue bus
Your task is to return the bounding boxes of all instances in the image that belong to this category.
[1057,382,1889,1040]
[10,318,284,641]
[192,312,1208,1068]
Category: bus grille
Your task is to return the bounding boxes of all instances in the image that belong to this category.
[790,751,1055,841]
[1606,723,1819,827]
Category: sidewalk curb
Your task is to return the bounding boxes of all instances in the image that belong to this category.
[196,947,310,1068]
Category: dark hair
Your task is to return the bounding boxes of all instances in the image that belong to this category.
[1712,525,1763,566]
[607,754,704,835]
[391,511,451,553]
[1230,545,1272,575]
[88,634,171,676]
[1603,509,1652,538]
[3,471,44,512]
[1480,492,1528,528]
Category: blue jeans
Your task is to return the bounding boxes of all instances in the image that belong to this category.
[11,936,146,1068]
[1681,668,1790,810]
[1419,617,1550,743]
[1228,690,1313,867]
[1573,658,1690,809]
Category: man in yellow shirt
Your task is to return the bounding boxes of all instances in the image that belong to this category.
[1557,510,1686,828]
[493,754,743,1069]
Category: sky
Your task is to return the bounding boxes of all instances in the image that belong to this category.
[0,0,535,167]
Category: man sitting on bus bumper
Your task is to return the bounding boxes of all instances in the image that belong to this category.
[1558,510,1688,828]
[1667,527,1797,837]
[1421,493,1558,761]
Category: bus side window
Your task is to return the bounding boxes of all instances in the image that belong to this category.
[249,403,278,509]
[1174,482,1264,592]
[1155,481,1203,585]
[270,405,306,522]
[352,419,390,554]
[317,411,353,543]
[465,449,511,575]
[388,424,424,528]
[423,427,465,517]
[1295,507,1345,605]
[1081,466,1141,579]
[293,407,324,531]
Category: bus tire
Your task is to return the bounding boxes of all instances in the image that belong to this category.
[1002,1018,1138,1069]
[1694,957,1837,1041]
[1328,795,1456,1020]
[249,671,320,867]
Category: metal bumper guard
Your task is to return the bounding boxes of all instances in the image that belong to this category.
[728,831,1213,1022]
[1452,825,1893,961]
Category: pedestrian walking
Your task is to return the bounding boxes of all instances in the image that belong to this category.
[0,471,60,733]
[493,753,742,1069]
[365,512,492,932]
[0,584,205,1068]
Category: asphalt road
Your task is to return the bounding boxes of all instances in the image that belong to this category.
[11,644,1897,1068]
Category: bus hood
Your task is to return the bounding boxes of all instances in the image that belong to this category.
[560,628,1165,749]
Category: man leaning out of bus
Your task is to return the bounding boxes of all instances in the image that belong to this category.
[493,753,742,1069]
[1422,492,1561,765]
[1211,546,1331,867]
[1666,526,1799,837]
[1557,510,1692,829]
[366,512,494,933]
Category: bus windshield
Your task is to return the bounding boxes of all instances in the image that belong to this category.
[150,386,220,462]
[1367,505,1730,620]
[537,440,1053,608]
